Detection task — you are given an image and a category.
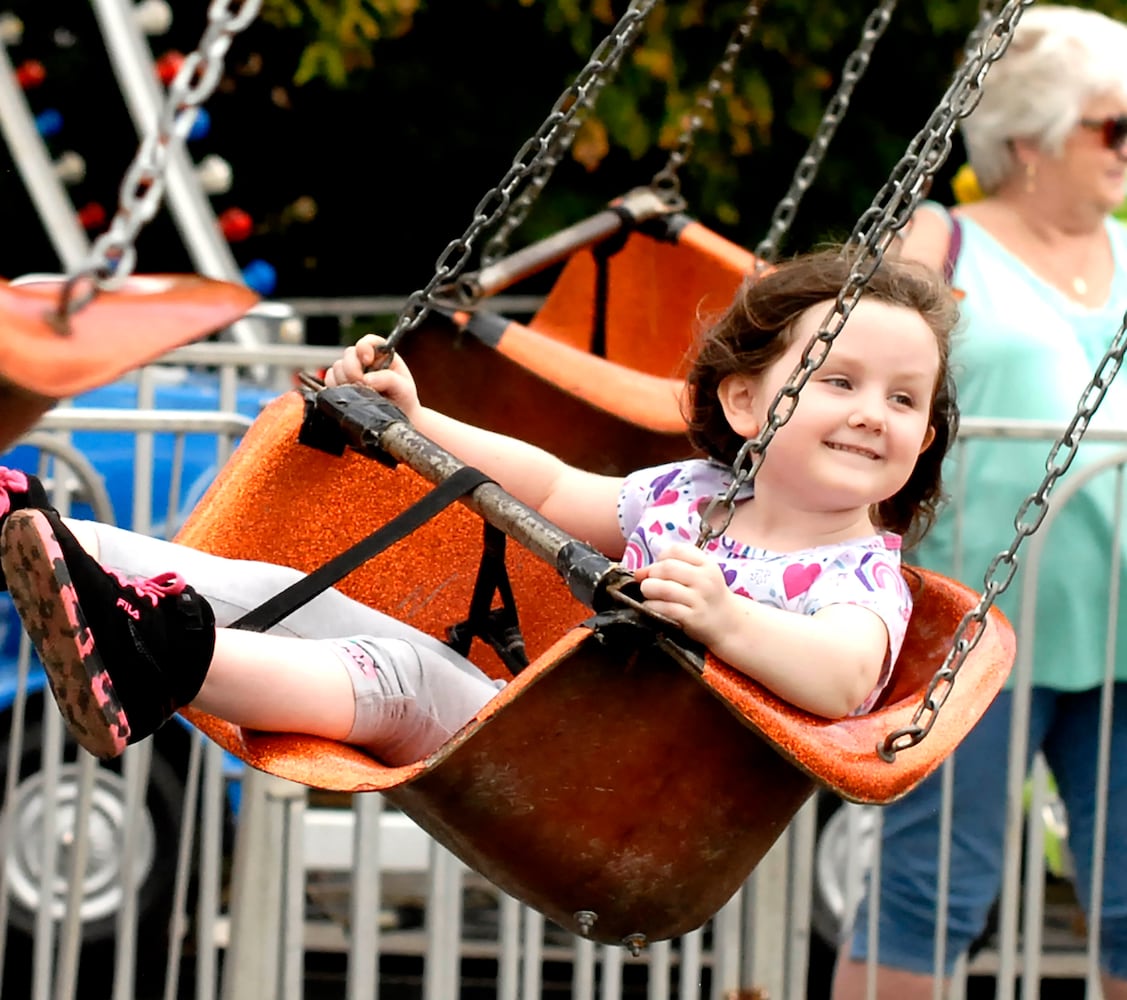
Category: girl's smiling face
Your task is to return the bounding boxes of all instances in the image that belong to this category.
[719,297,940,522]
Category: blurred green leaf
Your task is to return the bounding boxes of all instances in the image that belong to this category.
[253,0,1127,255]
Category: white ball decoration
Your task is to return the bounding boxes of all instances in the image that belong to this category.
[0,13,24,45]
[195,154,233,195]
[53,151,87,185]
[134,0,172,36]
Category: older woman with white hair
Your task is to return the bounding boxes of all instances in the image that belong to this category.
[834,4,1127,997]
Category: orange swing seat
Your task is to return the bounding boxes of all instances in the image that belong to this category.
[396,212,757,475]
[0,274,257,449]
[176,390,1015,947]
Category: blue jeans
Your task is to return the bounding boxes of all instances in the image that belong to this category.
[849,684,1127,978]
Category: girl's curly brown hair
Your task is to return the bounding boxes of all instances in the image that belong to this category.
[684,248,959,549]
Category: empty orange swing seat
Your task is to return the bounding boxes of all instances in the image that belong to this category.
[396,212,758,475]
[0,274,256,449]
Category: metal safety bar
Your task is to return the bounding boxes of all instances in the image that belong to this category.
[310,384,634,611]
[455,187,673,305]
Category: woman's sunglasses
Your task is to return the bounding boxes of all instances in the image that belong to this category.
[1079,115,1127,151]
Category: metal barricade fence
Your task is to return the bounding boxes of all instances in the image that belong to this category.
[818,421,1127,1000]
[0,342,1121,999]
[0,404,256,1000]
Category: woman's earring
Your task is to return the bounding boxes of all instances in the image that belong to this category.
[1024,160,1037,194]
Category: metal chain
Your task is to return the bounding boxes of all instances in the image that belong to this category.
[379,1,657,351]
[53,0,261,330]
[691,0,1034,753]
[650,0,764,211]
[965,0,1010,58]
[480,0,656,267]
[753,0,899,266]
[866,0,1068,758]
[880,304,1127,759]
[699,0,1032,546]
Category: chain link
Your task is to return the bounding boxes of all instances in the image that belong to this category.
[699,0,1033,534]
[53,0,261,330]
[379,1,657,343]
[692,0,1035,755]
[753,0,899,265]
[880,311,1127,759]
[650,1,764,210]
[485,1,763,265]
[479,0,656,268]
[965,0,1010,58]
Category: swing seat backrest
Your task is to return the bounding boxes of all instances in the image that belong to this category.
[528,217,757,376]
[177,392,1014,946]
[394,217,757,475]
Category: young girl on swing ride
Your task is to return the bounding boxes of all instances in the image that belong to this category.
[0,249,957,765]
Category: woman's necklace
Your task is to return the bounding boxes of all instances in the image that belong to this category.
[1004,203,1104,301]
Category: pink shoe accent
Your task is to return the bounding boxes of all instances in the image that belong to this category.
[107,569,187,607]
[3,510,130,758]
[0,467,30,519]
[115,597,140,620]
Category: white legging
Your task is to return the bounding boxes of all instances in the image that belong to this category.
[89,521,503,764]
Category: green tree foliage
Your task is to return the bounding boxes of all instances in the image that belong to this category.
[260,0,420,85]
[251,0,991,253]
[250,1,1127,264]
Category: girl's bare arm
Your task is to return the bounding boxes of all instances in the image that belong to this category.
[326,337,627,557]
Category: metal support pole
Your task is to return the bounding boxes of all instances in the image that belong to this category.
[0,36,88,269]
[422,842,463,1000]
[221,770,307,1000]
[87,0,268,350]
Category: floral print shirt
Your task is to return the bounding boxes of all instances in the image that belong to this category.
[616,460,912,714]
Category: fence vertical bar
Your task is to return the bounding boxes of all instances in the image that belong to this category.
[280,782,306,999]
[222,771,293,1000]
[32,711,63,1000]
[520,907,545,1000]
[53,753,99,1000]
[422,842,462,1000]
[600,943,623,1000]
[647,939,672,1000]
[347,793,384,1000]
[497,896,521,1000]
[710,890,743,999]
[573,936,596,1000]
[786,798,817,1000]
[679,928,704,999]
[112,742,153,1000]
[163,736,204,1000]
[1086,465,1123,995]
[750,835,789,996]
[1020,754,1050,996]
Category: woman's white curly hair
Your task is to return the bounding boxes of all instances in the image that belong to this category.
[962,4,1127,193]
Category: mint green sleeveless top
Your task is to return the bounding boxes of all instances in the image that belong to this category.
[914,202,1127,689]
